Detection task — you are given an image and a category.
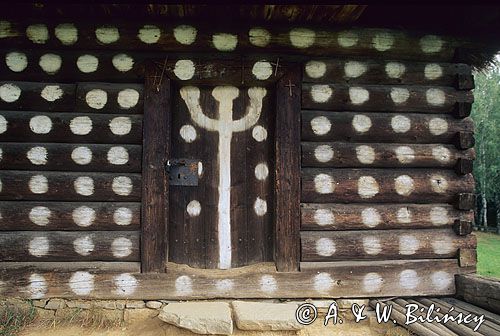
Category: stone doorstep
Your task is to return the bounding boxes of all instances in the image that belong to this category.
[232,301,304,331]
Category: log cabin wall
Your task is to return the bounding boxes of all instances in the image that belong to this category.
[0,20,477,299]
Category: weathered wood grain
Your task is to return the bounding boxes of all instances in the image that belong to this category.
[456,274,500,314]
[0,171,141,201]
[0,201,140,230]
[0,259,460,299]
[0,143,141,172]
[301,168,474,203]
[0,261,141,273]
[301,203,473,230]
[0,81,75,111]
[458,248,477,268]
[300,229,476,261]
[301,111,474,146]
[301,142,475,168]
[75,83,144,114]
[0,111,142,144]
[0,231,139,261]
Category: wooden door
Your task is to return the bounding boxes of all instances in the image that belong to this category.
[168,84,275,269]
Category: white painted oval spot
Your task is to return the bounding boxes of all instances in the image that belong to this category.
[352,114,372,133]
[29,175,48,194]
[41,85,63,102]
[28,273,47,299]
[72,206,96,227]
[314,272,334,292]
[394,175,415,196]
[26,24,48,44]
[254,163,269,180]
[248,27,270,47]
[424,63,443,80]
[174,60,195,80]
[385,62,406,79]
[314,208,335,226]
[71,146,92,165]
[29,206,51,226]
[399,269,419,290]
[186,200,201,217]
[109,117,132,135]
[111,237,133,258]
[363,272,382,293]
[254,197,267,216]
[305,61,326,79]
[431,271,453,290]
[117,88,140,109]
[76,54,99,73]
[28,236,49,257]
[113,273,138,296]
[212,33,238,51]
[429,206,449,225]
[349,87,369,105]
[314,173,335,194]
[74,176,94,196]
[112,54,134,72]
[428,117,448,135]
[391,115,411,133]
[432,145,451,163]
[259,275,277,293]
[363,236,382,255]
[69,271,94,296]
[316,238,335,256]
[430,174,448,194]
[85,89,107,110]
[252,125,267,142]
[310,116,331,136]
[0,83,21,102]
[361,207,381,228]
[310,84,332,103]
[390,88,410,105]
[173,25,197,45]
[30,115,52,134]
[27,146,48,165]
[175,275,193,295]
[95,26,120,44]
[113,207,133,226]
[107,146,129,165]
[431,236,454,255]
[70,116,92,135]
[372,32,394,51]
[314,144,334,163]
[399,235,420,255]
[112,176,133,196]
[396,207,412,224]
[426,88,446,106]
[420,35,443,53]
[358,176,379,199]
[55,23,78,45]
[5,51,27,72]
[356,145,375,164]
[395,146,415,164]
[289,28,315,48]
[344,61,367,78]
[138,25,161,44]
[73,235,94,256]
[179,124,197,143]
[252,61,273,80]
[39,54,62,75]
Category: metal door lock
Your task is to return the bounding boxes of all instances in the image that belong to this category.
[165,159,199,186]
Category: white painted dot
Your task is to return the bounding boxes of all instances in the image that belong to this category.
[361,208,381,228]
[254,163,269,180]
[310,116,331,135]
[420,35,443,53]
[399,235,420,255]
[428,117,448,135]
[30,115,52,134]
[5,52,27,72]
[431,271,453,290]
[372,32,394,51]
[198,162,203,176]
[363,272,382,293]
[76,54,98,73]
[314,173,335,194]
[385,62,406,79]
[29,236,49,257]
[260,275,277,293]
[138,25,161,44]
[29,206,51,226]
[111,237,133,258]
[363,236,382,255]
[175,275,193,295]
[0,115,7,134]
[252,61,273,80]
[400,269,419,290]
[430,206,449,225]
[71,146,92,165]
[310,84,332,103]
[390,88,410,105]
[248,27,271,47]
[72,206,96,227]
[314,273,334,292]
[107,146,129,165]
[186,200,201,217]
[109,117,132,136]
[352,115,372,133]
[316,238,335,257]
[430,174,448,193]
[55,23,78,45]
[344,61,367,78]
[86,89,107,110]
[113,207,132,226]
[39,54,62,75]
[174,59,195,81]
[391,115,411,133]
[358,176,379,199]
[113,273,138,296]
[70,116,92,135]
[74,176,94,196]
[112,54,134,72]
[305,61,326,79]
[289,28,315,48]
[28,274,47,299]
[432,236,454,255]
[0,21,16,39]
[73,235,94,256]
[29,175,48,194]
[314,144,334,163]
[26,24,48,44]
[215,279,234,292]
[254,197,267,216]
[349,87,369,105]
[212,33,237,51]
[424,63,443,80]
[395,146,415,164]
[27,146,48,165]
[432,146,451,163]
[117,89,139,109]
[41,85,63,102]
[314,209,335,226]
[252,125,267,142]
[356,145,375,164]
[0,83,21,102]
[173,25,197,45]
[180,124,197,143]
[396,207,412,224]
[426,88,446,106]
[112,176,133,196]
[95,26,120,44]
[394,175,415,196]
[0,148,2,161]
[69,271,94,296]
[337,31,358,48]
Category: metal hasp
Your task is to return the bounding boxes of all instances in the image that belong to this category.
[165,159,199,186]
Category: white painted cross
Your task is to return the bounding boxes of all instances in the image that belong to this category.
[180,85,267,269]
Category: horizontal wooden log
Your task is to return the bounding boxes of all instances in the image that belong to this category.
[75,83,143,114]
[0,81,75,111]
[301,111,474,146]
[0,259,460,299]
[0,201,140,230]
[0,171,141,201]
[303,59,473,89]
[0,261,140,273]
[302,84,472,113]
[443,298,500,328]
[301,142,474,168]
[456,274,500,314]
[0,21,460,61]
[301,203,473,230]
[301,168,474,203]
[0,231,140,261]
[0,111,142,144]
[0,143,141,172]
[301,229,475,261]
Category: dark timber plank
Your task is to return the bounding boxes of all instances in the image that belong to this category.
[0,261,141,273]
[275,64,301,272]
[0,81,75,111]
[75,83,144,114]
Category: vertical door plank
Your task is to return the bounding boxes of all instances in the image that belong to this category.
[141,63,170,273]
[275,65,301,272]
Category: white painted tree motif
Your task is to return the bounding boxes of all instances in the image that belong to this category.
[180,85,267,269]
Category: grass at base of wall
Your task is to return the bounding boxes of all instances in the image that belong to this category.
[476,231,500,278]
[0,300,36,336]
